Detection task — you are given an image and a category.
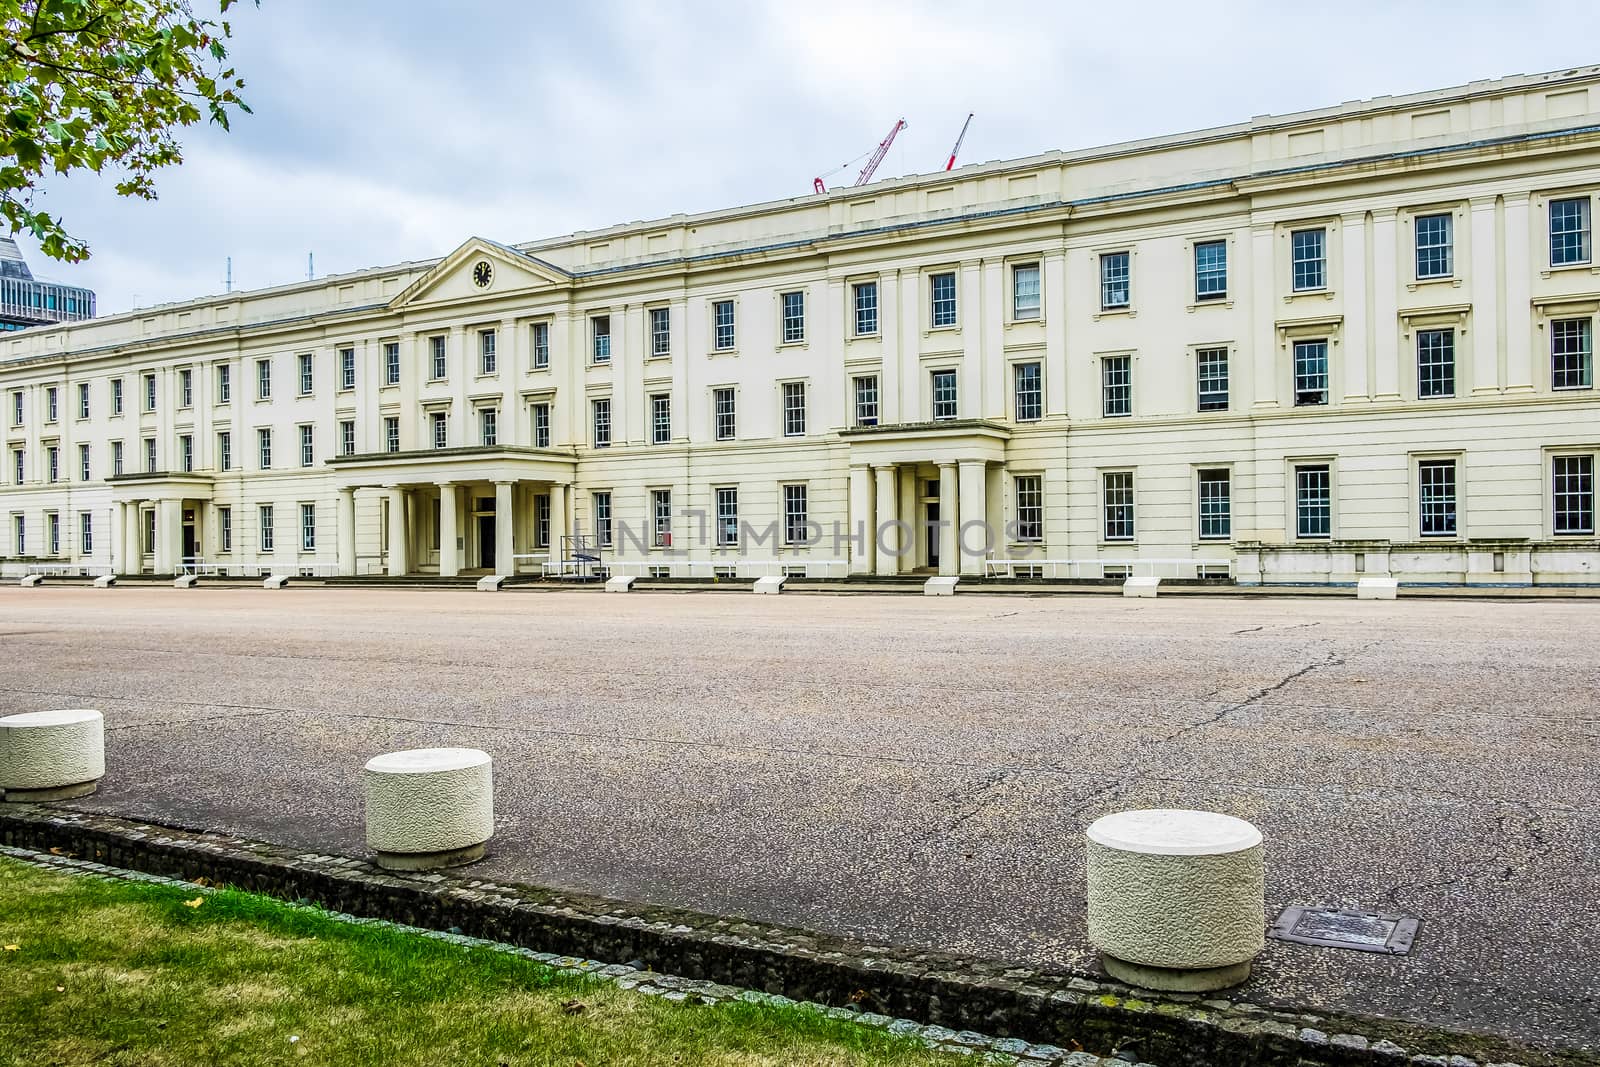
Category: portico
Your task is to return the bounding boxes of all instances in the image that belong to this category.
[328,446,576,577]
[842,421,1010,578]
[105,472,214,576]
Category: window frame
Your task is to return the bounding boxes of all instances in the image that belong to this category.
[383,416,399,454]
[384,342,401,386]
[782,483,809,546]
[1294,463,1333,539]
[300,503,316,552]
[297,352,314,396]
[714,486,739,547]
[429,335,447,381]
[257,427,272,469]
[711,300,736,352]
[1101,470,1134,542]
[532,402,551,449]
[853,375,879,428]
[1416,328,1457,399]
[339,347,356,391]
[531,322,551,370]
[256,359,272,401]
[1013,474,1043,543]
[478,329,497,375]
[1549,195,1592,268]
[1099,251,1131,311]
[929,271,958,329]
[1101,354,1132,418]
[930,369,958,421]
[651,393,671,445]
[1417,457,1459,538]
[780,290,805,345]
[1413,211,1455,280]
[298,424,314,468]
[1196,346,1230,411]
[1552,453,1595,535]
[1012,361,1042,422]
[1197,468,1232,540]
[852,280,879,337]
[1011,262,1041,321]
[1292,339,1330,407]
[258,504,274,553]
[648,307,671,358]
[1551,317,1594,391]
[1290,227,1327,292]
[591,397,612,448]
[781,381,806,437]
[1193,239,1228,302]
[713,386,737,441]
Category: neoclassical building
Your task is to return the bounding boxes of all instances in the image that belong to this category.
[3,66,1600,585]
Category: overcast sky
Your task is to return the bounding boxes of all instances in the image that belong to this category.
[17,0,1600,314]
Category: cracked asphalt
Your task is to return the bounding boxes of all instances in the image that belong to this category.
[1,587,1596,1054]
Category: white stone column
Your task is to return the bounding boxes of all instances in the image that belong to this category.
[494,480,513,575]
[438,482,458,577]
[873,465,897,577]
[386,485,408,577]
[337,488,356,576]
[123,501,143,575]
[112,502,128,575]
[156,498,182,575]
[938,462,958,577]
[849,465,874,575]
[958,459,987,576]
[548,482,567,562]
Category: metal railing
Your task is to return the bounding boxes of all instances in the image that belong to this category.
[14,561,112,578]
[178,557,339,579]
[601,557,848,580]
[983,557,1235,580]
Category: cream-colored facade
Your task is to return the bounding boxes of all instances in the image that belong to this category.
[5,67,1600,585]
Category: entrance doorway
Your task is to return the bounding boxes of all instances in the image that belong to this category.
[925,502,940,569]
[181,506,197,564]
[477,514,495,570]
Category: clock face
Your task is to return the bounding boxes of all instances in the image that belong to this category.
[472,260,493,288]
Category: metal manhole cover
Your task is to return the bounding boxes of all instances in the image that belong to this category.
[1267,907,1420,955]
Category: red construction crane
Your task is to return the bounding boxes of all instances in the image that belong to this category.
[944,113,974,171]
[813,118,908,194]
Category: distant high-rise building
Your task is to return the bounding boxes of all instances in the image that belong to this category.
[0,237,95,331]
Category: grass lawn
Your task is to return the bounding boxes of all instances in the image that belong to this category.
[0,856,964,1066]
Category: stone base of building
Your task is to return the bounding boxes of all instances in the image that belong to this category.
[1100,953,1252,993]
[374,842,486,871]
[2,780,99,803]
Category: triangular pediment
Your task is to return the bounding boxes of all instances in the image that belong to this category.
[390,237,572,310]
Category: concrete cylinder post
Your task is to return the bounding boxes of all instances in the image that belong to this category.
[363,747,494,870]
[494,480,513,575]
[938,462,958,577]
[873,465,897,576]
[1085,809,1265,992]
[0,709,105,801]
[336,488,356,577]
[385,485,408,577]
[438,483,458,577]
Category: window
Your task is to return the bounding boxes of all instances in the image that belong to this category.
[1551,318,1593,390]
[77,382,89,419]
[216,365,230,404]
[1553,455,1594,534]
[45,386,57,422]
[143,437,156,473]
[592,315,612,363]
[1550,196,1591,266]
[929,272,957,327]
[112,440,123,476]
[384,416,400,453]
[1418,459,1457,537]
[9,390,19,425]
[1295,465,1332,538]
[532,323,550,369]
[781,291,805,343]
[340,347,356,390]
[1197,348,1229,411]
[299,424,314,467]
[1198,469,1231,539]
[1015,475,1043,542]
[1102,355,1132,417]
[649,307,670,357]
[1099,252,1130,310]
[782,382,806,436]
[12,514,21,554]
[1416,329,1456,398]
[144,372,157,411]
[430,336,447,380]
[651,489,671,547]
[931,369,957,421]
[853,375,879,427]
[78,443,89,481]
[592,398,611,448]
[712,300,735,350]
[479,408,497,446]
[340,420,355,457]
[111,378,124,414]
[384,342,400,385]
[853,281,878,336]
[713,387,736,440]
[1291,228,1326,291]
[10,448,21,484]
[257,428,272,468]
[217,432,231,471]
[1103,472,1134,541]
[219,506,232,552]
[143,509,153,555]
[650,393,671,444]
[1293,340,1329,406]
[46,445,58,483]
[1194,240,1227,300]
[532,403,550,449]
[179,368,193,409]
[1012,263,1041,320]
[259,505,274,552]
[431,411,447,449]
[715,487,739,546]
[256,359,271,400]
[298,352,313,395]
[478,330,496,374]
[783,484,809,546]
[180,434,194,473]
[296,503,314,552]
[535,494,550,548]
[592,491,612,547]
[47,512,59,556]
[1013,362,1042,422]
[80,512,92,554]
[1414,213,1453,279]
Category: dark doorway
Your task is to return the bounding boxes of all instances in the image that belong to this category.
[925,502,940,569]
[477,514,495,569]
[181,507,197,563]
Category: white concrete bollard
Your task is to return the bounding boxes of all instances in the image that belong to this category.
[0,709,106,802]
[924,576,958,596]
[605,575,635,593]
[173,573,197,588]
[263,574,289,589]
[1123,576,1160,598]
[476,575,505,592]
[1085,809,1265,992]
[19,574,42,587]
[363,747,494,870]
[753,576,785,594]
[1356,576,1398,600]
[93,575,116,588]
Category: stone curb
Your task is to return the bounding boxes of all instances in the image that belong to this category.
[0,807,1557,1067]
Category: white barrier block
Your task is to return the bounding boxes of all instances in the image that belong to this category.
[173,574,197,589]
[605,575,635,593]
[92,575,116,588]
[753,575,786,594]
[476,575,505,592]
[0,709,105,801]
[1357,576,1398,600]
[923,576,959,596]
[18,574,42,587]
[263,574,289,589]
[1124,576,1161,598]
[364,747,493,870]
[1086,809,1265,992]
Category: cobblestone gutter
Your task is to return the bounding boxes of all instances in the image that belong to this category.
[0,806,1571,1067]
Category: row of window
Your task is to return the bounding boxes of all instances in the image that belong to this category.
[7,502,319,559]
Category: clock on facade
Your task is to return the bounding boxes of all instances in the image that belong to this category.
[472,260,493,288]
